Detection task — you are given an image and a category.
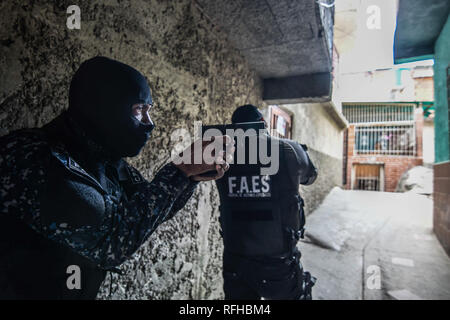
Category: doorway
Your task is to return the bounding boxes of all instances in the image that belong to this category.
[351,164,384,191]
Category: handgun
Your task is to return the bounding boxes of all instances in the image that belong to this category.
[198,121,266,177]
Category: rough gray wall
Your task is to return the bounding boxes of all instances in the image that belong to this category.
[317,0,335,63]
[0,0,264,299]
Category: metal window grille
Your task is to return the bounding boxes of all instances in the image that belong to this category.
[355,124,416,156]
[343,103,415,124]
[354,164,381,191]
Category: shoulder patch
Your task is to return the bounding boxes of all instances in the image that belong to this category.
[68,156,87,175]
[125,165,145,184]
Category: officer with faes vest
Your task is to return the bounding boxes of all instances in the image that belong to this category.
[215,104,318,300]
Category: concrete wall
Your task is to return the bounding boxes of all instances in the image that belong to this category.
[339,69,415,102]
[0,0,265,299]
[338,66,436,103]
[262,103,344,214]
[414,76,434,101]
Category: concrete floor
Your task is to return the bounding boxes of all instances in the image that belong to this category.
[299,188,450,300]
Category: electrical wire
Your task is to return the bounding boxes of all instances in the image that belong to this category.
[317,1,335,8]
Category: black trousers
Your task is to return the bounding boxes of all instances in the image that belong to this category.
[223,249,315,300]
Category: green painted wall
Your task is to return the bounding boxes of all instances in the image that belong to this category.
[434,15,450,163]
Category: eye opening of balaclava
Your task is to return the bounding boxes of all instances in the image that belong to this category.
[68,56,155,158]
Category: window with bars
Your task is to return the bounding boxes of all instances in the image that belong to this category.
[343,103,415,123]
[355,124,416,156]
[353,164,382,191]
[343,103,418,157]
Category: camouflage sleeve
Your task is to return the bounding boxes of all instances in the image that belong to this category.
[0,131,197,269]
[163,177,199,222]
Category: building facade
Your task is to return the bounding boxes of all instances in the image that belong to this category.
[342,103,425,192]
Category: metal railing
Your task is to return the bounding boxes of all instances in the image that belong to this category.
[354,177,380,191]
[352,164,382,191]
[343,103,415,124]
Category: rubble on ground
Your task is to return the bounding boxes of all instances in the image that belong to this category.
[396,166,433,195]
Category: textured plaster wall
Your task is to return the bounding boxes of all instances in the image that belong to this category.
[299,148,343,214]
[0,0,264,299]
[283,103,343,160]
[433,15,450,163]
[433,15,450,258]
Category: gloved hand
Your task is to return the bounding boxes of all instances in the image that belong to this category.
[173,135,235,181]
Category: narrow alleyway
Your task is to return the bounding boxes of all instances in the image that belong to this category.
[299,188,450,300]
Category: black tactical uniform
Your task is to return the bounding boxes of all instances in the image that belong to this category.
[0,57,198,299]
[215,105,317,300]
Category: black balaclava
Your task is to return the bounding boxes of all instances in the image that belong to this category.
[231,104,264,123]
[67,56,154,158]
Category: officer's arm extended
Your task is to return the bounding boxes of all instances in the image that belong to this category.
[0,132,198,269]
[283,140,318,185]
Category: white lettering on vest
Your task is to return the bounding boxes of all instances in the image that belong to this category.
[228,176,237,194]
[261,175,270,193]
[240,176,249,193]
[227,175,271,197]
[252,176,260,193]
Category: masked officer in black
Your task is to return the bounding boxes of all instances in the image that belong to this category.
[0,56,234,299]
[215,104,318,300]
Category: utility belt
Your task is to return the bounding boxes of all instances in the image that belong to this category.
[220,194,306,254]
[224,243,316,300]
[286,226,305,250]
[224,228,303,266]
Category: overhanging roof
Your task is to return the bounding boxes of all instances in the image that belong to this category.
[194,0,335,103]
[394,0,450,63]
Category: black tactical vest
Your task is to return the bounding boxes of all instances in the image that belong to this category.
[216,135,306,257]
[0,215,107,299]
